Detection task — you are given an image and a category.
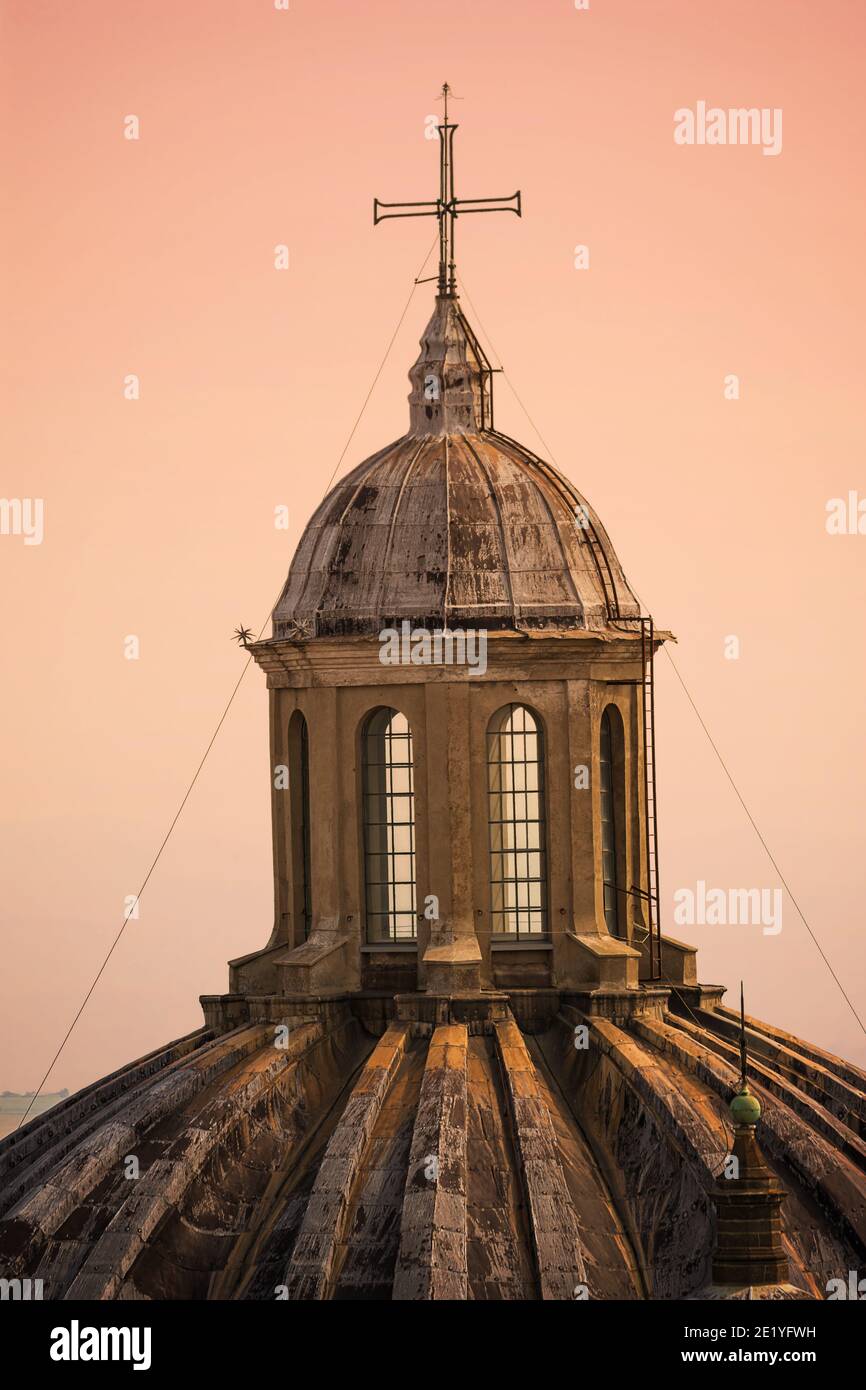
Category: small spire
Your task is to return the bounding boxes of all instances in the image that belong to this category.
[730,981,761,1127]
[712,982,789,1289]
[406,295,500,435]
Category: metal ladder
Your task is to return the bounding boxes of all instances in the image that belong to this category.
[639,618,662,980]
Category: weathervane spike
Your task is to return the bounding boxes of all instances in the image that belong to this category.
[739,980,748,1090]
[373,84,521,299]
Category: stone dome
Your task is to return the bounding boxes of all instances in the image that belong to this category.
[273,297,640,638]
[2,1002,859,1300]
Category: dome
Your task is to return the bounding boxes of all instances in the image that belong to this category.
[3,1002,862,1300]
[273,297,640,638]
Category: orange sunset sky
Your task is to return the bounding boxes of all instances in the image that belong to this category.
[1,0,865,1096]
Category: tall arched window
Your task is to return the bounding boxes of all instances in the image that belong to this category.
[487,704,548,938]
[288,711,312,939]
[600,705,625,937]
[362,708,417,942]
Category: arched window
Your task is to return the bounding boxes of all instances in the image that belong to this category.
[487,704,548,938]
[362,708,417,942]
[600,705,625,937]
[288,712,312,939]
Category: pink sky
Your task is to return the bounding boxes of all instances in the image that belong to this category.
[1,0,865,1093]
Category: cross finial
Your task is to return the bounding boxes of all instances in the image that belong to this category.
[374,85,521,298]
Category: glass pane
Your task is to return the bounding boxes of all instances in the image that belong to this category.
[299,715,313,939]
[600,707,619,935]
[487,704,548,940]
[363,708,418,943]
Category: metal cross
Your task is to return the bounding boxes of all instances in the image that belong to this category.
[374,83,521,298]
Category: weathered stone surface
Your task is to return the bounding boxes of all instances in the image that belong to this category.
[282,1023,408,1298]
[494,1019,588,1299]
[393,1023,469,1301]
[1,994,861,1300]
[271,301,640,640]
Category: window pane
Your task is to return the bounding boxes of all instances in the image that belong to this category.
[290,714,313,941]
[487,704,548,940]
[363,708,418,943]
[600,707,620,935]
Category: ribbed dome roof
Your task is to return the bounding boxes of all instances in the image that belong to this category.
[273,297,639,638]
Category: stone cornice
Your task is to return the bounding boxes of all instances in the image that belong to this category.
[248,628,674,689]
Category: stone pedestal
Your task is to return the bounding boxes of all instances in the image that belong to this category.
[422,933,482,994]
[275,929,351,996]
[563,931,641,989]
[713,1121,789,1287]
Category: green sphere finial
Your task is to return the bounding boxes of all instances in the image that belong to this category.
[730,1083,761,1127]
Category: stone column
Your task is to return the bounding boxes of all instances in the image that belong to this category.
[308,687,340,928]
[270,688,291,947]
[566,680,597,935]
[278,685,358,995]
[560,679,640,990]
[421,682,482,992]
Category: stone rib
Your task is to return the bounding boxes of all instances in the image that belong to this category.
[0,1028,211,1204]
[1,1026,272,1246]
[0,1028,209,1159]
[633,1013,866,1259]
[701,1007,866,1134]
[393,1023,469,1301]
[716,1005,866,1095]
[661,1011,866,1164]
[583,1015,739,1184]
[283,1023,409,1299]
[494,1019,587,1300]
[64,1022,324,1300]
